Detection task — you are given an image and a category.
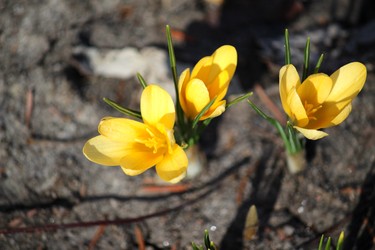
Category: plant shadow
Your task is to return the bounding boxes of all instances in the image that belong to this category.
[344,165,375,250]
[220,146,285,249]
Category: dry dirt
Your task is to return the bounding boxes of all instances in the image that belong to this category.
[1,0,375,249]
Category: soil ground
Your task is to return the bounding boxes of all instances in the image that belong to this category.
[1,0,375,249]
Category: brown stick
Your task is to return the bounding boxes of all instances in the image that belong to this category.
[88,225,106,250]
[134,225,145,250]
[254,84,286,125]
[25,88,34,129]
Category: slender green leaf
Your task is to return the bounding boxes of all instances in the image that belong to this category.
[289,122,303,152]
[191,242,202,250]
[192,117,213,142]
[194,117,213,139]
[204,229,211,248]
[226,91,253,109]
[325,237,332,250]
[166,25,184,129]
[284,29,291,65]
[192,97,217,128]
[191,230,216,250]
[336,232,344,250]
[247,100,269,121]
[247,100,291,152]
[286,122,303,153]
[209,241,216,250]
[203,118,212,127]
[136,73,147,89]
[313,53,324,74]
[103,98,142,119]
[302,37,311,81]
[166,25,177,83]
[318,235,325,250]
[166,24,178,90]
[287,122,297,152]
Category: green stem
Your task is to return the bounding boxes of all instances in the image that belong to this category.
[166,25,185,135]
[302,37,310,81]
[284,29,291,65]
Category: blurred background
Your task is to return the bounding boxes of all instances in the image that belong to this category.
[1,0,375,249]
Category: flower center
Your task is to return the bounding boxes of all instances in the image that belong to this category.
[304,100,322,121]
[136,126,174,154]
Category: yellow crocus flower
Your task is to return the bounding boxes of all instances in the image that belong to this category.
[83,85,188,183]
[178,45,237,120]
[279,62,367,140]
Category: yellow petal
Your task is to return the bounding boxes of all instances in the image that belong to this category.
[279,64,301,118]
[119,144,164,176]
[329,103,352,127]
[83,135,127,166]
[178,68,190,114]
[184,78,210,119]
[327,62,367,103]
[191,56,211,83]
[141,85,175,129]
[207,45,237,84]
[207,69,230,101]
[305,101,352,129]
[121,167,149,176]
[294,126,329,140]
[297,73,332,105]
[201,100,226,120]
[306,103,352,129]
[98,117,147,142]
[287,88,309,127]
[156,145,188,183]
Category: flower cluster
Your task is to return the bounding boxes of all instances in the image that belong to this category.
[83,43,238,183]
[279,62,367,140]
[83,27,367,182]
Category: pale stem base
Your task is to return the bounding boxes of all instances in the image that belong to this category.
[286,150,306,174]
[185,144,207,179]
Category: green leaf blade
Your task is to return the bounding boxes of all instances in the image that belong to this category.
[325,237,332,250]
[226,91,253,109]
[204,229,211,249]
[313,53,324,74]
[336,231,344,250]
[165,25,185,130]
[302,37,311,81]
[136,73,147,89]
[192,97,217,128]
[247,99,291,152]
[103,98,142,119]
[318,234,325,250]
[285,29,291,65]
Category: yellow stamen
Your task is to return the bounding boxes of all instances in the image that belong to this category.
[135,127,168,154]
[304,100,321,121]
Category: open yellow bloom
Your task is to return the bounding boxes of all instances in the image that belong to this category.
[83,85,188,183]
[279,62,367,140]
[178,45,237,120]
